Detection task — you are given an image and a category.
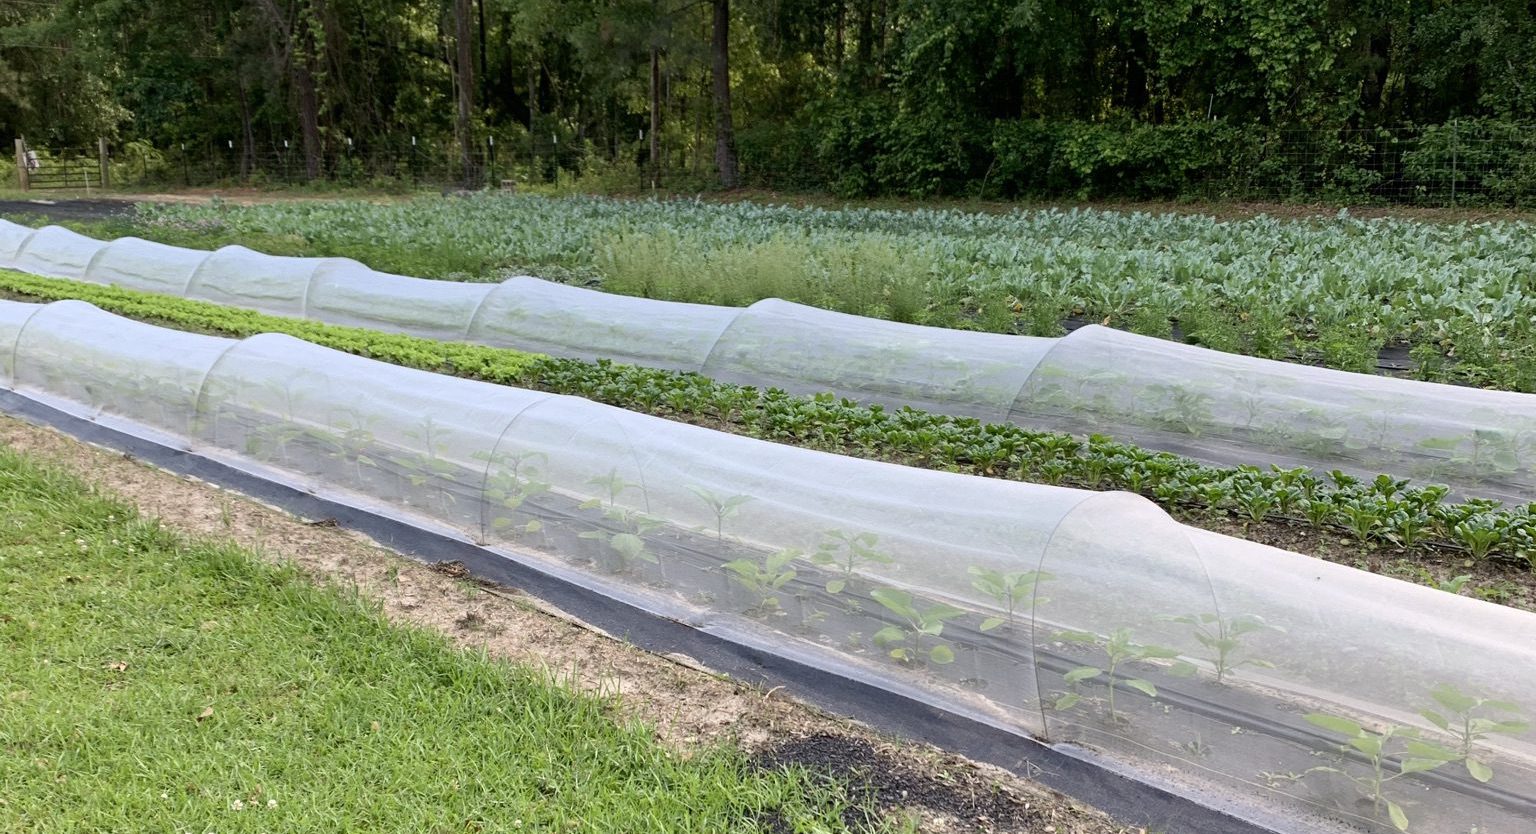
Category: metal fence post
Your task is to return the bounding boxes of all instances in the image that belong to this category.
[1450,118,1458,207]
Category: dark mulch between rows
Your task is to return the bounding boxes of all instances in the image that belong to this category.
[754,733,1043,833]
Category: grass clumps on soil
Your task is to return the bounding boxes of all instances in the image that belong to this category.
[0,448,889,833]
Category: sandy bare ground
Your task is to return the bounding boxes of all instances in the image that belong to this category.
[0,414,1143,834]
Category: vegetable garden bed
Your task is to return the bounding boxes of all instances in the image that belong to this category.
[4,297,1535,834]
[6,217,1536,507]
[2,269,1533,594]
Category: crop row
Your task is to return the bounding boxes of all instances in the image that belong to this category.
[99,195,1536,392]
[2,268,1533,574]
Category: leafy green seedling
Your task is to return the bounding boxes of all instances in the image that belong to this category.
[1302,713,1457,831]
[722,548,800,616]
[1453,520,1503,561]
[582,468,641,511]
[578,527,659,572]
[1340,497,1386,542]
[481,451,551,537]
[321,409,380,482]
[1419,683,1529,783]
[1161,613,1276,684]
[1234,482,1278,523]
[689,486,754,542]
[1054,627,1181,723]
[812,530,893,595]
[968,566,1052,631]
[1299,497,1335,528]
[869,587,966,665]
[1436,574,1472,594]
[1328,469,1361,490]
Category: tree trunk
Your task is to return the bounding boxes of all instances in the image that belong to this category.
[527,60,537,181]
[251,0,323,180]
[238,82,256,180]
[1124,30,1150,118]
[454,0,480,187]
[710,0,738,188]
[296,58,323,180]
[855,0,873,76]
[476,0,488,105]
[650,45,662,188]
[834,1,845,68]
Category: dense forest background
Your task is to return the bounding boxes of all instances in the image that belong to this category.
[3,0,1536,200]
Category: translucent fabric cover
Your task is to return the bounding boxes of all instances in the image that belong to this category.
[702,299,1056,421]
[304,260,495,339]
[1042,499,1536,833]
[185,246,328,316]
[12,225,108,278]
[468,277,741,371]
[6,218,1536,501]
[11,300,232,438]
[0,300,43,387]
[1015,326,1536,501]
[0,221,34,261]
[8,297,1535,833]
[85,236,207,294]
[492,394,1091,595]
[198,333,552,534]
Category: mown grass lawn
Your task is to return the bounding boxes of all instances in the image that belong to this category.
[0,449,882,834]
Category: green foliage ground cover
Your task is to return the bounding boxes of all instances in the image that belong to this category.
[0,449,886,833]
[61,194,1536,391]
[3,269,1533,583]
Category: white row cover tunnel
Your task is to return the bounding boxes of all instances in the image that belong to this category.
[4,296,1534,833]
[3,220,1535,503]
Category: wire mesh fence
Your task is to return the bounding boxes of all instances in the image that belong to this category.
[11,120,1536,206]
[103,137,585,191]
[1185,123,1536,206]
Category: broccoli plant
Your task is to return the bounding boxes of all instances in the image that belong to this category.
[582,468,642,513]
[577,524,660,572]
[388,416,464,512]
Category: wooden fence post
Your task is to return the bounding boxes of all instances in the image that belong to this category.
[98,137,111,189]
[14,139,28,191]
